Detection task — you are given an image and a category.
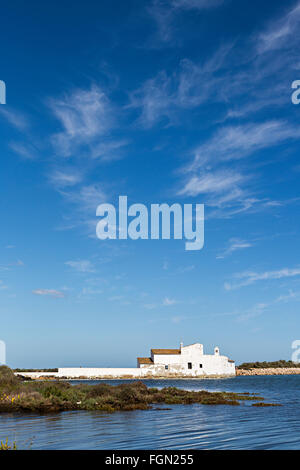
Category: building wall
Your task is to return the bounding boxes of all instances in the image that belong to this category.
[140,358,234,377]
[145,344,235,377]
[57,368,142,378]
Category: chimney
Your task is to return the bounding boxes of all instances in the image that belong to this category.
[180,341,184,350]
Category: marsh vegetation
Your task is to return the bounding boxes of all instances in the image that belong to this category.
[0,366,277,413]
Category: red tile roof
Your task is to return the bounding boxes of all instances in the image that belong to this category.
[151,349,181,355]
[137,357,153,364]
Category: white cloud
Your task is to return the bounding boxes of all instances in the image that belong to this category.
[217,238,253,259]
[49,169,83,188]
[65,260,95,273]
[140,1,300,126]
[171,315,187,323]
[225,267,300,291]
[49,85,125,161]
[257,2,300,53]
[237,290,300,321]
[80,287,103,296]
[177,265,195,273]
[149,0,224,43]
[172,0,223,9]
[32,289,65,298]
[275,290,297,303]
[89,139,129,161]
[0,107,29,131]
[163,260,169,270]
[163,296,178,306]
[176,119,300,218]
[59,183,107,214]
[130,49,230,127]
[108,295,124,301]
[144,303,157,310]
[178,170,245,197]
[9,142,37,160]
[188,121,300,171]
[0,259,24,270]
[49,86,111,152]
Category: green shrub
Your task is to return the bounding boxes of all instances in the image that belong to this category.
[0,366,19,386]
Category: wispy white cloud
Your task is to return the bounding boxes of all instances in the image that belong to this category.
[0,107,29,131]
[108,295,124,301]
[257,2,300,53]
[178,170,245,197]
[130,48,230,127]
[89,139,129,162]
[188,121,300,171]
[177,168,254,218]
[225,267,300,291]
[64,183,107,212]
[217,238,253,259]
[80,287,103,297]
[49,168,83,188]
[163,296,178,306]
[172,0,224,8]
[149,0,225,43]
[56,183,107,233]
[32,289,65,298]
[49,86,113,157]
[177,120,300,218]
[138,0,300,126]
[47,85,123,234]
[65,260,95,273]
[144,303,157,310]
[0,259,24,271]
[171,315,187,324]
[0,280,8,290]
[9,142,37,160]
[177,265,195,273]
[238,289,300,321]
[49,85,127,163]
[9,142,38,160]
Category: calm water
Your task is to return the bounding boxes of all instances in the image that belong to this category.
[0,375,299,449]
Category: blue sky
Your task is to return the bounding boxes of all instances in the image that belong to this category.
[1,0,300,367]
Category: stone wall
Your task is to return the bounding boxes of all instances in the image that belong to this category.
[237,368,300,376]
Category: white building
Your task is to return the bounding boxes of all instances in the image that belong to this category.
[137,342,235,377]
[53,342,235,379]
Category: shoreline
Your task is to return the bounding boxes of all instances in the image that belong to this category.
[16,373,236,381]
[237,368,300,376]
[14,368,300,380]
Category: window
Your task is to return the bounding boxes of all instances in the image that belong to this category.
[199,364,203,368]
[188,362,192,369]
[165,365,169,370]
